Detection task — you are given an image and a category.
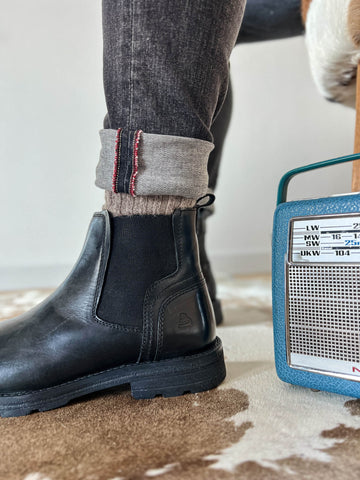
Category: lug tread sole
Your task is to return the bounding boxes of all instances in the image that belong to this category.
[0,337,225,417]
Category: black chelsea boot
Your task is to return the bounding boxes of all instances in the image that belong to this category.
[197,207,224,325]
[0,208,225,417]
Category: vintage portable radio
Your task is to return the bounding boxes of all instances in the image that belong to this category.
[272,152,360,397]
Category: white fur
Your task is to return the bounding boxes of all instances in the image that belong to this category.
[305,0,360,107]
[23,474,52,480]
[207,322,360,472]
[145,464,178,477]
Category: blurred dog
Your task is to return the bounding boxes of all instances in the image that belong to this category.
[302,0,360,107]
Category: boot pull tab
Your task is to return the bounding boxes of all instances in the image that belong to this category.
[195,193,215,209]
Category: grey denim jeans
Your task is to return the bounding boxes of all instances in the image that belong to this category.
[96,0,246,198]
[95,0,303,198]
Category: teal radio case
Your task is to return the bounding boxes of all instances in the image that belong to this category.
[272,153,360,397]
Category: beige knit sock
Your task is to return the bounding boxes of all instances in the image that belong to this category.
[105,191,196,216]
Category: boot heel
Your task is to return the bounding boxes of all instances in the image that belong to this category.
[131,337,226,399]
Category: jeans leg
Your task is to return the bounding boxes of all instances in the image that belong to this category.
[96,0,246,199]
[207,80,233,192]
[236,0,303,43]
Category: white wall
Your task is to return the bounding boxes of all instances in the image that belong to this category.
[208,36,355,275]
[0,2,356,289]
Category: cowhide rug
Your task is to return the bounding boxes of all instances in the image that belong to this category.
[0,275,360,480]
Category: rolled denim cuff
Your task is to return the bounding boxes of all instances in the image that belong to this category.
[95,129,214,198]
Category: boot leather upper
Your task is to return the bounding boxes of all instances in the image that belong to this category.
[0,210,216,394]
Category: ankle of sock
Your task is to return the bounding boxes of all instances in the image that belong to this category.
[104,191,196,216]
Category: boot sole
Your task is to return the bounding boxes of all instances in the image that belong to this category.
[0,337,226,418]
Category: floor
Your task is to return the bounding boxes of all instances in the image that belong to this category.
[0,275,360,480]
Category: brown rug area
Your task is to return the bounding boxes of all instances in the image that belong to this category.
[1,276,360,480]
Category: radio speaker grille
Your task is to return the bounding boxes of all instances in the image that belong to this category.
[287,264,360,363]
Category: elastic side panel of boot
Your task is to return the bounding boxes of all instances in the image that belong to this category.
[97,215,177,328]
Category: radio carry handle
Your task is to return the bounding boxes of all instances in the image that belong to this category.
[277,153,360,206]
